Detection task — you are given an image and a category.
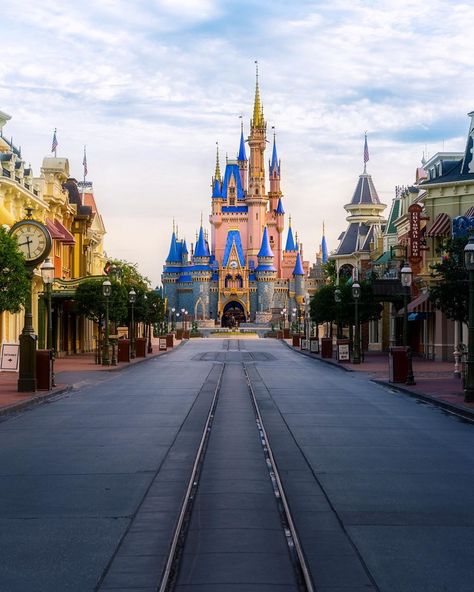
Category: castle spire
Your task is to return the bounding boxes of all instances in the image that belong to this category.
[252,61,264,129]
[237,117,247,161]
[270,128,279,173]
[363,132,369,174]
[215,141,221,181]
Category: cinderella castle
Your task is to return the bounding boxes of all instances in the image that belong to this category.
[162,69,327,326]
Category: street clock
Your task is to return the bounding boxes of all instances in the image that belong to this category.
[10,219,52,268]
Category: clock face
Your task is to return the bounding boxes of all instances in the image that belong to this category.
[10,221,52,265]
[229,260,238,269]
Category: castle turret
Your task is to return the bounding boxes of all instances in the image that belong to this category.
[255,227,276,312]
[237,120,248,191]
[246,63,267,269]
[321,222,328,263]
[268,131,281,211]
[191,225,212,319]
[162,228,181,311]
[293,251,305,309]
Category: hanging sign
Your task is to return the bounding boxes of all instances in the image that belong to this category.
[408,204,423,264]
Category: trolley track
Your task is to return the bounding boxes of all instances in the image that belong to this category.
[159,338,314,591]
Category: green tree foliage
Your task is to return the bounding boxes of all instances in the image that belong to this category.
[0,226,30,313]
[310,280,382,326]
[144,290,165,325]
[75,278,128,325]
[107,259,150,290]
[429,237,468,323]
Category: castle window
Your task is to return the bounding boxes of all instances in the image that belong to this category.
[229,196,235,206]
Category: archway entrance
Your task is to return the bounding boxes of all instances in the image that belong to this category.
[221,301,246,328]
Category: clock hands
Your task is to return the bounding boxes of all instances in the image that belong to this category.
[19,236,32,258]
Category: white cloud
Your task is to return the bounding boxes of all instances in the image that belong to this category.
[1,0,473,284]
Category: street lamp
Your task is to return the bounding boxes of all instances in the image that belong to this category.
[102,279,112,366]
[181,308,185,330]
[401,264,416,385]
[171,307,176,331]
[464,234,474,401]
[334,286,342,339]
[129,288,136,359]
[281,308,287,331]
[352,282,361,364]
[40,257,55,386]
[292,307,297,333]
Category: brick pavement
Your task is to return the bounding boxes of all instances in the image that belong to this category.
[285,340,474,418]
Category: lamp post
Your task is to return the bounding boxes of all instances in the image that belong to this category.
[129,288,136,359]
[40,257,55,387]
[334,286,342,339]
[464,234,474,401]
[281,308,286,331]
[352,282,361,364]
[171,307,175,332]
[401,264,416,385]
[181,308,185,331]
[102,279,111,366]
[292,307,297,333]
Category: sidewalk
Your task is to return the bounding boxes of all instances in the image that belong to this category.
[0,338,182,415]
[285,340,474,418]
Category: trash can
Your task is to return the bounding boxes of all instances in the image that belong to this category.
[389,346,408,383]
[176,329,183,340]
[166,334,174,348]
[36,349,52,390]
[321,337,333,358]
[276,330,283,340]
[118,339,130,363]
[135,338,147,358]
[292,334,301,347]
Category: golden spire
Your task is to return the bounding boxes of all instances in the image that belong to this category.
[215,141,221,181]
[252,60,264,128]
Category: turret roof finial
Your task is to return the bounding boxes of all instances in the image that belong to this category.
[173,218,175,234]
[252,60,263,128]
[215,141,222,182]
[363,131,369,174]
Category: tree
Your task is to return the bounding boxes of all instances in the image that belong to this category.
[75,278,128,326]
[0,226,30,313]
[106,259,150,290]
[429,237,468,323]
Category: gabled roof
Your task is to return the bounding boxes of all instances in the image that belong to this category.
[293,252,304,275]
[386,197,401,235]
[194,227,210,258]
[285,226,296,251]
[350,173,380,205]
[222,230,245,267]
[258,227,274,258]
[221,163,245,200]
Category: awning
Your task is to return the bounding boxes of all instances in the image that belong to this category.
[426,212,450,237]
[465,206,474,218]
[407,292,432,314]
[46,218,75,244]
[373,251,391,265]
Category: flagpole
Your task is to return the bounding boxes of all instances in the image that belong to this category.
[82,145,87,203]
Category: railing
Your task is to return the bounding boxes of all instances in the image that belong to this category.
[2,168,11,178]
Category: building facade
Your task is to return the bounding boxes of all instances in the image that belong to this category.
[162,74,320,326]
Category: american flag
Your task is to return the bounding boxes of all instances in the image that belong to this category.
[51,129,58,155]
[83,146,88,177]
[364,132,369,164]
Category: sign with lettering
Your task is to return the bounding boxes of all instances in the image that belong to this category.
[301,339,309,350]
[408,204,423,263]
[337,343,350,361]
[310,339,320,353]
[159,338,167,351]
[1,343,20,371]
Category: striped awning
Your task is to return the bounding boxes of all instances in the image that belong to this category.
[407,292,432,314]
[426,212,451,237]
[464,206,474,217]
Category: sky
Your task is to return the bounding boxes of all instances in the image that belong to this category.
[1,0,474,287]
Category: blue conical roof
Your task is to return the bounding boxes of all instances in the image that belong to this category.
[258,227,274,258]
[166,232,180,263]
[293,252,304,276]
[285,226,296,251]
[270,135,279,174]
[275,197,285,215]
[237,127,247,161]
[321,235,328,263]
[212,178,222,198]
[182,239,188,255]
[194,226,210,258]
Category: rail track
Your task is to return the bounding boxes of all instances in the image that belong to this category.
[158,338,314,591]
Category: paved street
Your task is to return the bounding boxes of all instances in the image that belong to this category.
[1,337,474,591]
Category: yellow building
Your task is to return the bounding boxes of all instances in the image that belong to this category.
[0,110,107,357]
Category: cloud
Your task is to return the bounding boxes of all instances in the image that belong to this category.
[1,0,473,284]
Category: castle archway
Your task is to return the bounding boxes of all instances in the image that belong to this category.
[221,300,246,328]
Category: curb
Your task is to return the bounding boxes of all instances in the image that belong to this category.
[283,340,474,422]
[372,379,474,422]
[0,340,187,417]
[281,340,352,372]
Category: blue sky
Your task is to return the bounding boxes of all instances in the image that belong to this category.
[1,0,473,285]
